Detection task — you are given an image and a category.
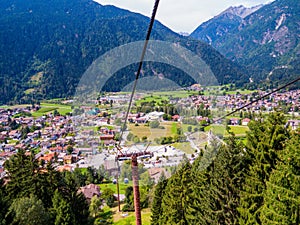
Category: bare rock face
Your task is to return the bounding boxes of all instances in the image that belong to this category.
[190,4,262,45]
[220,4,263,19]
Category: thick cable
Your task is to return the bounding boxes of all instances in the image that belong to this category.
[118,0,160,146]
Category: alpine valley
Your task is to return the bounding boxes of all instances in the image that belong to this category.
[0,0,299,105]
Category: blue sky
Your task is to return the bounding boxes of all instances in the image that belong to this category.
[95,0,274,33]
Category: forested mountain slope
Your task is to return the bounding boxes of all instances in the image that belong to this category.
[190,5,262,45]
[191,0,300,86]
[0,0,247,104]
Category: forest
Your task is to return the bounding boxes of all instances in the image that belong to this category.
[151,112,300,225]
[0,150,91,225]
[0,0,247,105]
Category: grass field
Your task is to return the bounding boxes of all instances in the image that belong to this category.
[24,88,35,94]
[8,139,19,144]
[128,121,177,141]
[140,88,254,99]
[96,203,151,225]
[113,207,151,225]
[227,125,250,136]
[135,95,169,106]
[204,125,249,137]
[142,90,198,99]
[226,89,254,95]
[128,124,151,138]
[99,181,133,195]
[31,103,71,117]
[188,132,208,150]
[0,102,71,117]
[181,123,198,133]
[0,104,31,109]
[158,121,177,137]
[204,124,226,135]
[172,142,194,154]
[171,122,178,135]
[80,126,98,133]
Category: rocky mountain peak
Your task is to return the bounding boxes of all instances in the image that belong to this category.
[220,4,263,18]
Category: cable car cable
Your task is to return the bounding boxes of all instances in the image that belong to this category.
[214,76,300,123]
[118,0,160,147]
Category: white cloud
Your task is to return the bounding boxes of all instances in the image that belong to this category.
[95,0,274,33]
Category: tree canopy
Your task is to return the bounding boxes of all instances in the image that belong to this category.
[151,112,296,225]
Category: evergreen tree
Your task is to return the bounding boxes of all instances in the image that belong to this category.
[39,162,62,208]
[60,172,89,225]
[206,131,247,224]
[140,170,155,190]
[185,157,210,225]
[149,113,292,224]
[73,167,88,187]
[5,150,42,200]
[160,162,194,225]
[4,150,61,209]
[2,149,90,224]
[151,174,168,225]
[0,180,9,225]
[122,186,134,212]
[260,132,300,224]
[139,186,151,209]
[52,190,75,225]
[7,194,50,225]
[238,113,289,224]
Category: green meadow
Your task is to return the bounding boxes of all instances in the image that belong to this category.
[205,125,249,137]
[113,207,151,225]
[31,103,72,117]
[99,181,133,195]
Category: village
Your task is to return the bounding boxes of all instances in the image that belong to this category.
[0,87,300,182]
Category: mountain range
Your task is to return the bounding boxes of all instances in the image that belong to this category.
[0,0,246,105]
[191,0,300,86]
[190,5,263,45]
[0,0,298,105]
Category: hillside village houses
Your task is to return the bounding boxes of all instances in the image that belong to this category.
[1,88,300,179]
[127,111,165,124]
[177,89,300,113]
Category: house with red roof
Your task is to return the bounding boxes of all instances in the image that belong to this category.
[242,118,251,126]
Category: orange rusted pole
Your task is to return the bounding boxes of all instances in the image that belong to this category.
[132,154,142,225]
